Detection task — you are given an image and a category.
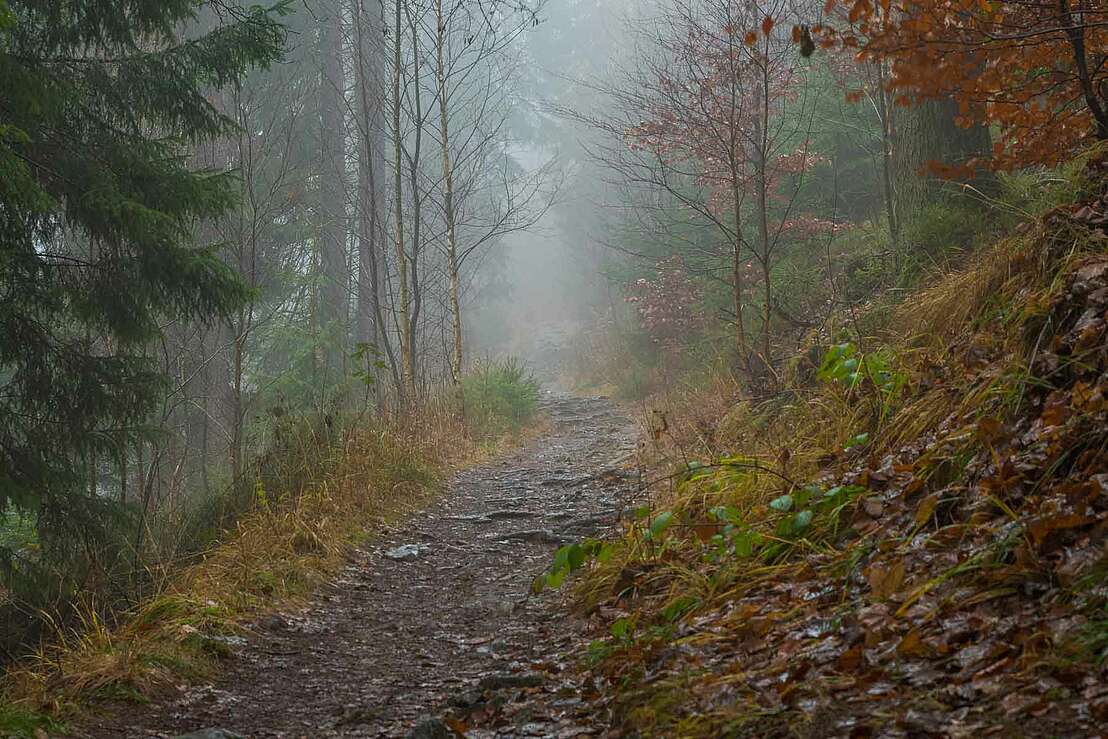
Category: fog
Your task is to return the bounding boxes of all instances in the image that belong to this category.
[2,0,1001,657]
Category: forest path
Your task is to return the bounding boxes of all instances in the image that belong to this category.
[89,394,638,739]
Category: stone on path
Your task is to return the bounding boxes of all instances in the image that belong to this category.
[173,730,243,739]
[477,673,543,691]
[408,717,452,739]
[384,543,427,561]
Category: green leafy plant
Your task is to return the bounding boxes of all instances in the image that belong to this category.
[819,339,906,423]
[706,505,763,560]
[0,704,63,739]
[661,596,700,623]
[351,342,388,389]
[0,506,37,553]
[461,357,541,437]
[532,538,612,592]
[843,432,871,451]
[644,511,675,541]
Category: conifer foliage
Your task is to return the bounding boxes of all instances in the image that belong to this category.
[0,0,285,586]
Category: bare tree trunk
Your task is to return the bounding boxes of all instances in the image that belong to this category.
[405,2,425,391]
[753,59,772,372]
[724,24,748,369]
[434,0,465,415]
[319,0,349,387]
[729,175,747,365]
[392,0,416,400]
[353,0,401,402]
[893,98,991,229]
[230,318,245,483]
[873,61,900,263]
[1059,0,1108,138]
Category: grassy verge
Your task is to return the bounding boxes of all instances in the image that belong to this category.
[539,154,1108,735]
[0,376,543,737]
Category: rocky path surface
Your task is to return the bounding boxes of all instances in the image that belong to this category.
[89,394,639,739]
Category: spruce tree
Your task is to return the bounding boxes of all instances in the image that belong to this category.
[0,1,286,596]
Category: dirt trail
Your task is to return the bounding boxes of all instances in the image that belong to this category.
[89,394,638,739]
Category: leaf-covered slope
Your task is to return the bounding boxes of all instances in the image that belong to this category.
[559,155,1108,737]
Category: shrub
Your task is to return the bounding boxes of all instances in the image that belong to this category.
[906,200,983,253]
[462,358,541,437]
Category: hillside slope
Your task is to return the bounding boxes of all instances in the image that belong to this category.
[547,155,1108,737]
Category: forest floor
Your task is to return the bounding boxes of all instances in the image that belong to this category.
[72,394,639,739]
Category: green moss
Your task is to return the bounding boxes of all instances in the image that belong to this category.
[0,704,63,739]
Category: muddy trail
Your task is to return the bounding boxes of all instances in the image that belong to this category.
[83,394,639,739]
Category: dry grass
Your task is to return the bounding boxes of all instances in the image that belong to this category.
[894,236,1031,344]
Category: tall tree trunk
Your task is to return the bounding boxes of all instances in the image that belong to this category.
[392,0,416,400]
[319,0,349,387]
[724,27,748,370]
[434,0,464,414]
[873,61,900,262]
[893,98,992,230]
[353,0,401,402]
[753,57,772,374]
[405,2,425,390]
[1059,0,1108,139]
[230,317,245,484]
[728,174,747,367]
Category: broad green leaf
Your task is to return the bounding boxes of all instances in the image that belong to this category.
[662,596,699,623]
[567,543,587,570]
[844,432,871,450]
[710,505,742,523]
[647,511,675,540]
[546,568,568,589]
[769,494,794,512]
[795,485,821,507]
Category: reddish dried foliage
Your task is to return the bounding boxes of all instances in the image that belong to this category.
[817,0,1108,171]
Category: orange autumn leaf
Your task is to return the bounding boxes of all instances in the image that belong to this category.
[896,629,932,658]
[820,0,1108,170]
[761,16,774,36]
[913,494,939,526]
[848,0,870,23]
[865,559,905,599]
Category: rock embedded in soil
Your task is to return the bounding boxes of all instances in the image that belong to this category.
[491,528,563,545]
[384,543,427,561]
[257,613,286,631]
[485,509,537,520]
[172,730,243,739]
[477,673,543,691]
[407,717,453,739]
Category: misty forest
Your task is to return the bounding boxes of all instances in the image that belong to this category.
[2,0,1108,736]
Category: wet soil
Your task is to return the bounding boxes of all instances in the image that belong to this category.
[86,394,639,739]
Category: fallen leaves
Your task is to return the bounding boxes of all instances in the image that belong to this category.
[568,230,1108,736]
[865,559,906,600]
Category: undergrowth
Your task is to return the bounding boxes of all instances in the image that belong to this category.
[462,357,541,437]
[0,382,538,737]
[542,152,1108,736]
